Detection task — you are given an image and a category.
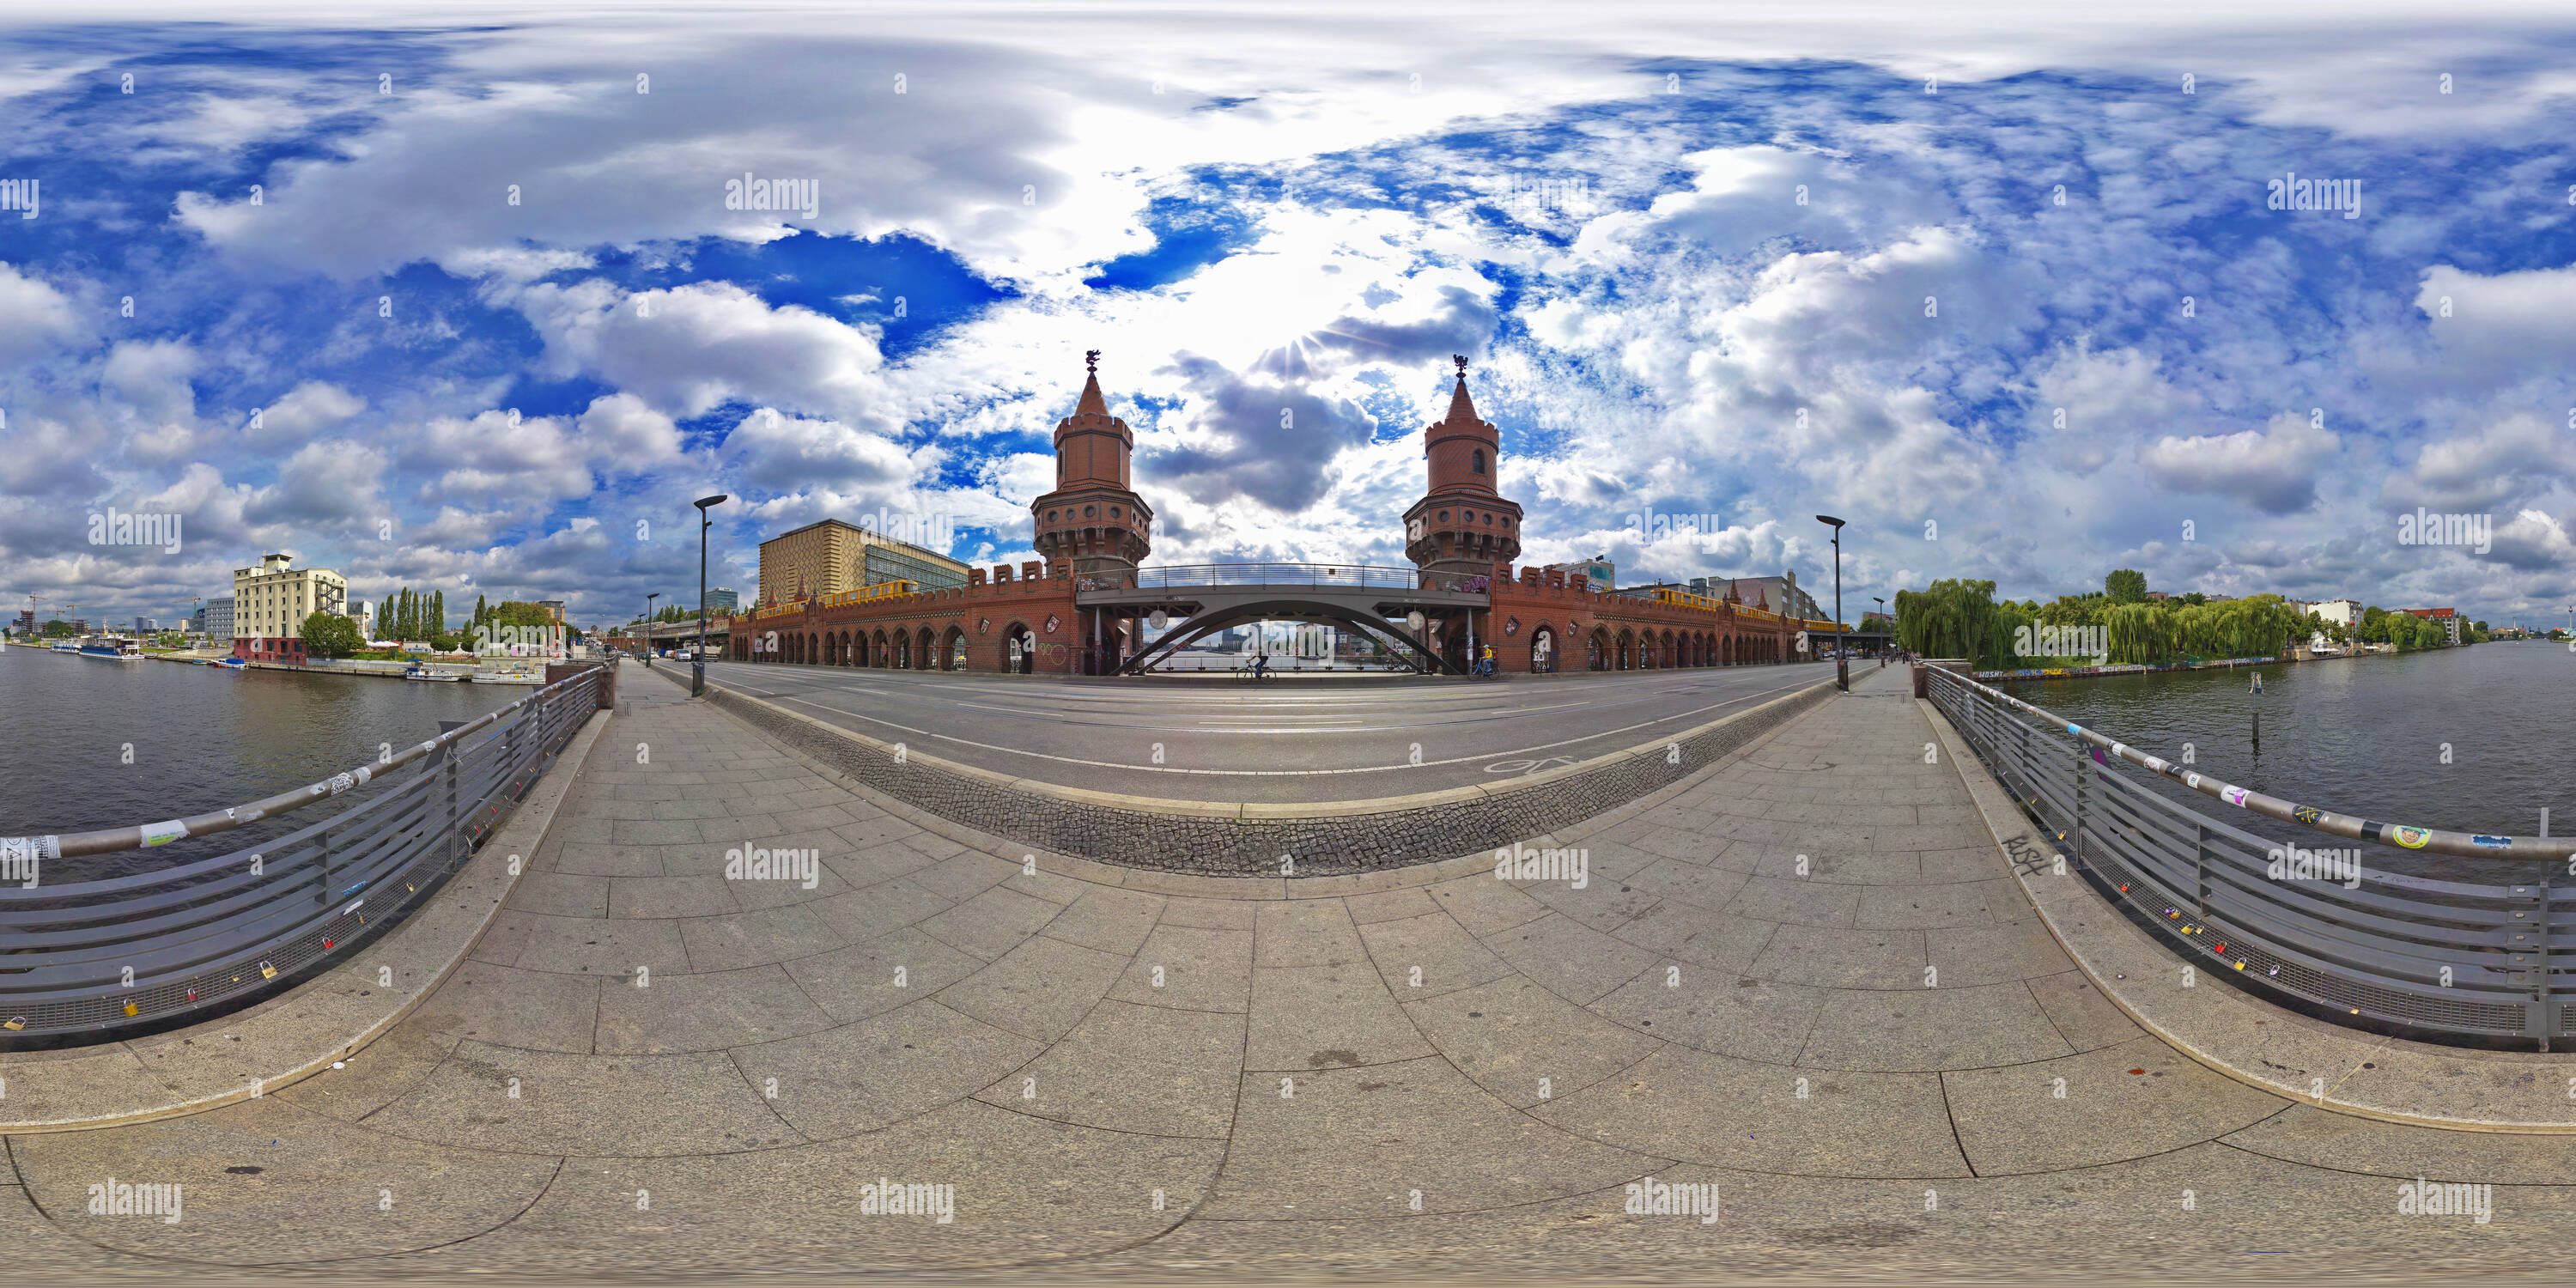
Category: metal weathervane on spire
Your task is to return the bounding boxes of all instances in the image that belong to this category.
[1085,349,1100,374]
[1452,353,1468,378]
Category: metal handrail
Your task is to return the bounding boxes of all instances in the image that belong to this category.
[0,665,604,1042]
[1924,665,2568,1045]
[1097,563,1489,592]
[1927,665,2573,862]
[2,666,602,862]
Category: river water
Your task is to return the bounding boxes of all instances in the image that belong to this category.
[0,645,518,882]
[1996,641,2574,885]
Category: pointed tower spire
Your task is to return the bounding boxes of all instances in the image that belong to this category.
[1444,353,1479,424]
[1076,349,1109,416]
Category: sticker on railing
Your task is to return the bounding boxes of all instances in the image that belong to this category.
[2292,805,2321,826]
[2386,825,2432,850]
[2470,835,2511,849]
[139,820,186,847]
[2221,787,2249,807]
[0,835,60,862]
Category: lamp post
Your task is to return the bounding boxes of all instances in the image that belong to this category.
[1816,515,1846,692]
[644,592,659,667]
[1873,596,1886,663]
[693,494,729,696]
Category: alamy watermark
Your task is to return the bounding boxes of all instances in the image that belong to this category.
[1494,842,1587,888]
[1624,1176,1718,1224]
[1622,506,1721,551]
[852,507,956,552]
[2267,844,2362,890]
[1490,173,1595,216]
[0,178,35,220]
[2396,1177,2492,1224]
[858,1178,953,1223]
[724,172,818,221]
[2013,623,2106,664]
[2266,171,2360,219]
[725,842,819,889]
[88,507,183,554]
[88,1178,182,1224]
[472,623,565,658]
[2397,507,2491,554]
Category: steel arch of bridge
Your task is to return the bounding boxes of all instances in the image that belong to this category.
[1116,598,1464,676]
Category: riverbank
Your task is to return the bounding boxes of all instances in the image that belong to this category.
[4,640,554,683]
[1975,641,2441,683]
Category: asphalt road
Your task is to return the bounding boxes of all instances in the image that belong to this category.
[683,658,1851,803]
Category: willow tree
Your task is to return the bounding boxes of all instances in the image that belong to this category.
[1895,580,2025,667]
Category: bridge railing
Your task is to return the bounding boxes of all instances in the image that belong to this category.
[1924,665,2573,1046]
[0,665,605,1042]
[1082,564,1493,593]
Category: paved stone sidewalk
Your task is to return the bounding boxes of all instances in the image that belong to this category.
[2,665,2566,1282]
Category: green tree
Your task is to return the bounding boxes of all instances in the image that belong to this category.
[2104,568,2148,605]
[300,611,364,659]
[1893,580,2022,667]
[40,618,74,638]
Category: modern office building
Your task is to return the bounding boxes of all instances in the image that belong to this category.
[757,519,971,605]
[706,587,740,615]
[231,556,347,663]
[1547,557,1616,591]
[199,595,234,643]
[133,617,157,634]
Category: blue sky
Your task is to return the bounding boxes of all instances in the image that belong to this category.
[4,3,2574,630]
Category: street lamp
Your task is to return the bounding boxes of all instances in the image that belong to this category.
[644,592,659,667]
[693,494,729,696]
[1873,596,1886,663]
[1815,515,1847,692]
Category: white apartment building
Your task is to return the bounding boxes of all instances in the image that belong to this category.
[2306,598,2362,649]
[232,554,349,662]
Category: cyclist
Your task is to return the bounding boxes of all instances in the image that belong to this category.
[1476,643,1496,677]
[1251,652,1268,681]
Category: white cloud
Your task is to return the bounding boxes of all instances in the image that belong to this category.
[0,263,82,366]
[2141,413,2342,514]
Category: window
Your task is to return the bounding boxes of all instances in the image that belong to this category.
[1472,447,1485,475]
[1084,504,1097,518]
[1109,506,1121,517]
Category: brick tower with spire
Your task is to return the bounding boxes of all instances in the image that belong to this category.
[1403,355,1522,581]
[1031,349,1153,580]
